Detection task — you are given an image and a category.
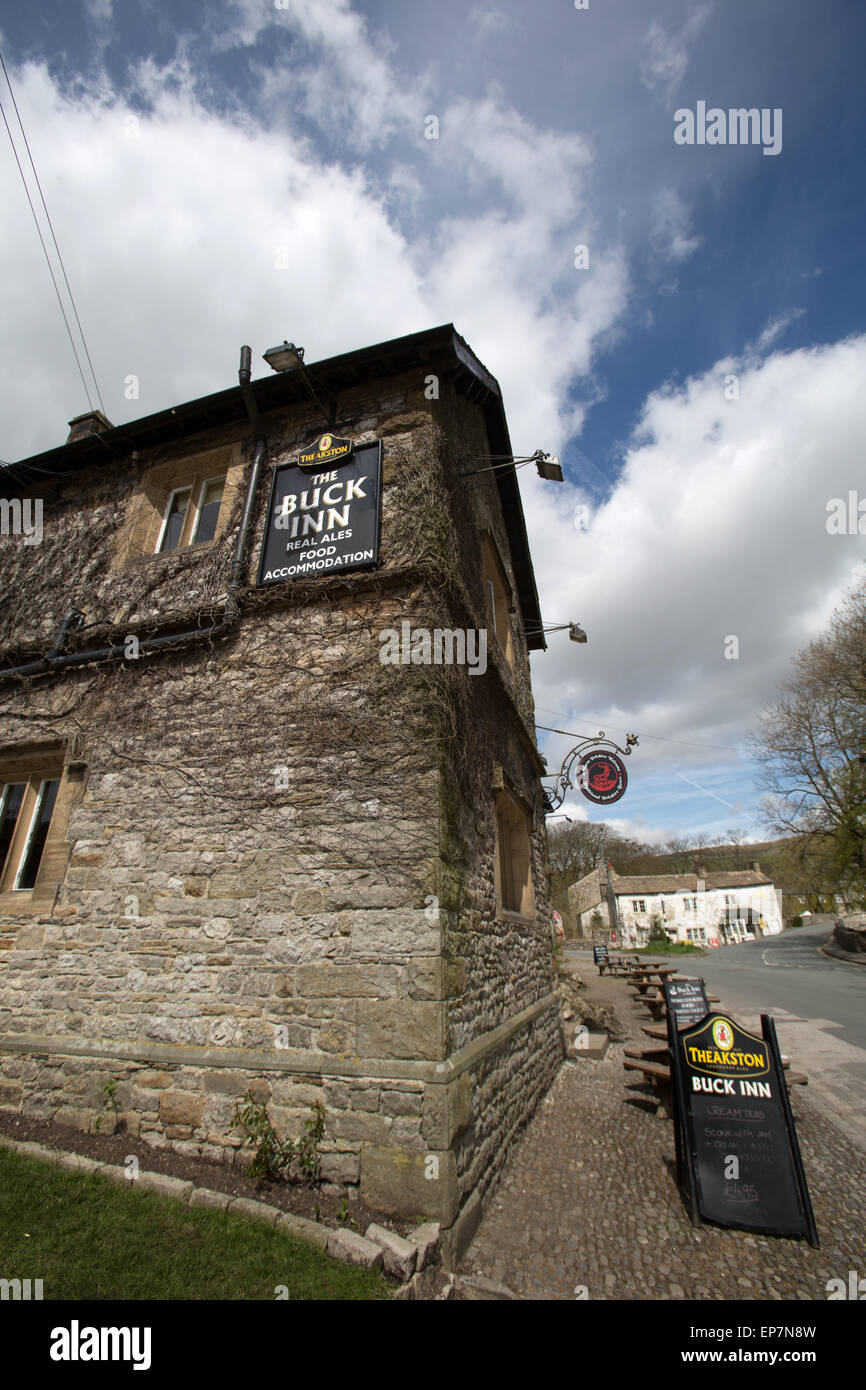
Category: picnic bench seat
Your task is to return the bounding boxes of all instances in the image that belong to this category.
[622,1056,674,1116]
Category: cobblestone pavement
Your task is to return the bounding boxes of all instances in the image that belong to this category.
[459,965,866,1300]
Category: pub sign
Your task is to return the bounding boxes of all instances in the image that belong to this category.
[258,439,382,586]
[667,1007,818,1244]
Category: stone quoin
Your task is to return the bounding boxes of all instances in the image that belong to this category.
[0,323,563,1266]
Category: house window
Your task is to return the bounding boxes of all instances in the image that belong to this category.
[482,536,514,667]
[684,897,698,912]
[113,445,241,569]
[632,898,646,912]
[156,475,226,555]
[0,752,73,900]
[157,488,192,553]
[494,788,534,917]
[191,477,225,545]
[724,894,736,907]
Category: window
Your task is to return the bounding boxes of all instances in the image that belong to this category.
[724,894,736,907]
[156,475,226,554]
[0,749,74,900]
[684,897,698,912]
[494,788,534,917]
[15,779,60,889]
[191,477,225,545]
[632,898,646,912]
[482,536,514,667]
[113,444,241,569]
[157,488,192,553]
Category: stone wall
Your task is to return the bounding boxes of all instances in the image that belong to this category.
[0,355,562,1259]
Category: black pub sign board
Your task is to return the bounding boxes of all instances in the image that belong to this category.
[258,438,382,586]
[665,976,709,1028]
[666,1005,819,1245]
[593,945,609,965]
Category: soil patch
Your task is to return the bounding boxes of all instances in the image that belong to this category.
[0,1110,418,1240]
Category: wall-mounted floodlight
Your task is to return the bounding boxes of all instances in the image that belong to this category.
[261,340,336,428]
[568,623,588,643]
[534,451,563,482]
[458,449,563,481]
[263,341,306,372]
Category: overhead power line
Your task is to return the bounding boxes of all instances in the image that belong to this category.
[535,711,743,754]
[0,51,105,416]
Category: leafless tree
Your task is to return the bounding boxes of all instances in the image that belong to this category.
[751,566,866,903]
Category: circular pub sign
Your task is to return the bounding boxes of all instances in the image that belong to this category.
[578,750,628,805]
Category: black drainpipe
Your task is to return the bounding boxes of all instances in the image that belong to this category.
[0,348,267,684]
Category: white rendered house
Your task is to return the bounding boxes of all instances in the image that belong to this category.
[568,862,784,946]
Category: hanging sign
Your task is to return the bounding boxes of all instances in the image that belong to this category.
[578,750,628,804]
[257,441,382,586]
[667,1009,818,1244]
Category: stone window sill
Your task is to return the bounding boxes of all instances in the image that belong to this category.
[496,909,538,927]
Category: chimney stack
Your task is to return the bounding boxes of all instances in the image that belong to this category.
[66,410,113,444]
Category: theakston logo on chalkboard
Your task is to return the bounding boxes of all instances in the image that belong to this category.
[297,433,353,469]
[682,1014,770,1089]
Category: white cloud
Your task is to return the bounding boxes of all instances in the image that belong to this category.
[650,185,702,265]
[747,308,805,355]
[0,58,627,467]
[468,5,511,38]
[228,0,429,151]
[526,334,866,829]
[641,5,713,101]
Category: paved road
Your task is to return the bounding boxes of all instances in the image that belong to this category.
[568,919,866,1150]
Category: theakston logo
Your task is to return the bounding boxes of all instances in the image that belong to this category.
[50,1321,152,1371]
[674,102,782,156]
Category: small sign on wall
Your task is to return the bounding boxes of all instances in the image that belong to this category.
[258,440,382,586]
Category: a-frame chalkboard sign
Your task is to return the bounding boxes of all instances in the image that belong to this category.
[665,988,818,1246]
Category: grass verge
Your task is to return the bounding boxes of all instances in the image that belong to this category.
[0,1147,391,1301]
[630,941,705,955]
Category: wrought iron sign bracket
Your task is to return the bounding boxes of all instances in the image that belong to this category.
[537,731,639,815]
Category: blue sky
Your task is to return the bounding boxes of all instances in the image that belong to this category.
[1,0,864,845]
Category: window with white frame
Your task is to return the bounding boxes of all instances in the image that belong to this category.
[155,475,226,554]
[191,477,225,545]
[0,772,61,894]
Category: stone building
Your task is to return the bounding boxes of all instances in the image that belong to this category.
[568,860,783,946]
[0,323,563,1262]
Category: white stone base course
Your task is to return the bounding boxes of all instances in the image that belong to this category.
[364,1223,417,1280]
[325,1228,384,1271]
